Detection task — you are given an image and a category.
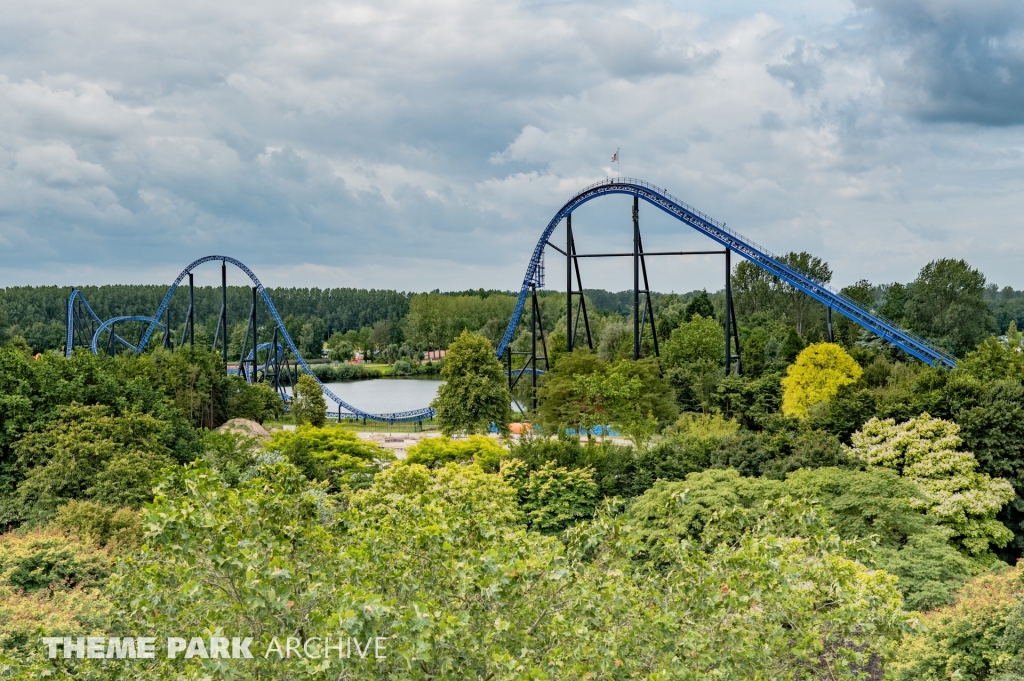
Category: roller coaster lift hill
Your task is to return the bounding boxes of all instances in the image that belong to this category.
[65,178,957,422]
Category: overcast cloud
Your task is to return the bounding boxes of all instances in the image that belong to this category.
[1,0,1022,292]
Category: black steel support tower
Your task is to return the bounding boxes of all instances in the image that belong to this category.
[633,197,640,360]
[725,248,732,374]
[563,213,593,352]
[188,272,195,347]
[219,260,228,364]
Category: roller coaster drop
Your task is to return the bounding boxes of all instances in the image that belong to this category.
[66,178,956,423]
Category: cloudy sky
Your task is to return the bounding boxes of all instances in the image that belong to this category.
[1,0,1023,294]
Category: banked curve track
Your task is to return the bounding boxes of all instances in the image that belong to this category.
[67,255,436,422]
[497,177,957,369]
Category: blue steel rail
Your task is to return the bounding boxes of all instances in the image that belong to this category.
[497,177,957,369]
[66,290,138,354]
[69,256,435,422]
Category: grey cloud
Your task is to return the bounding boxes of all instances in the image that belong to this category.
[760,111,785,130]
[856,0,1024,125]
[766,40,825,95]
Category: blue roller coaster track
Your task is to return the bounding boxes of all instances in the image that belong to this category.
[497,177,957,369]
[65,178,955,426]
[66,255,436,423]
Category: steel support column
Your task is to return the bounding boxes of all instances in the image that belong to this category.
[566,213,573,350]
[725,248,732,375]
[637,231,659,358]
[163,306,171,349]
[220,260,228,364]
[249,286,258,378]
[827,307,834,343]
[188,273,195,347]
[531,286,537,410]
[633,196,640,360]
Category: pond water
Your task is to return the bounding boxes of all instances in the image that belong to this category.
[320,377,442,414]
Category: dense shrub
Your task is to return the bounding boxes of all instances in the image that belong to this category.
[309,363,383,381]
[403,435,507,472]
[267,425,392,491]
[889,563,1024,680]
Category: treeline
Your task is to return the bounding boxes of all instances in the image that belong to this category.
[3,256,1023,364]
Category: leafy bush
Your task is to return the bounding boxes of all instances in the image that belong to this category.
[198,430,261,487]
[391,359,414,375]
[888,563,1024,681]
[500,459,598,533]
[0,528,110,593]
[75,460,909,680]
[54,500,142,552]
[708,425,853,480]
[267,425,392,490]
[626,466,977,610]
[309,363,383,381]
[403,435,507,472]
[12,404,176,523]
[0,583,112,653]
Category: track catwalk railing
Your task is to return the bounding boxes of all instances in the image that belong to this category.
[497,178,957,369]
[68,256,435,422]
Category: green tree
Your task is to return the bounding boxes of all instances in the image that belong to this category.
[905,258,996,356]
[732,260,779,316]
[663,313,725,413]
[879,281,910,322]
[684,289,715,322]
[535,350,605,436]
[432,331,511,437]
[326,333,354,361]
[299,317,327,358]
[851,414,1015,555]
[662,313,724,368]
[778,251,832,335]
[781,342,862,418]
[291,373,327,426]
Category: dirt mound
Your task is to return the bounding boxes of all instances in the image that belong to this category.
[216,418,271,442]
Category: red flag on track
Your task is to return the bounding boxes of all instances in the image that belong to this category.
[611,149,619,163]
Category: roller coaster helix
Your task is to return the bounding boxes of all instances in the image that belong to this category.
[65,255,437,423]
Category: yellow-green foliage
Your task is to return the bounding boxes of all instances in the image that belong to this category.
[0,528,113,652]
[888,563,1024,681]
[404,435,507,473]
[850,414,1015,555]
[54,500,142,553]
[781,342,862,418]
[268,425,392,490]
[673,412,741,439]
[0,528,110,593]
[0,584,112,653]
